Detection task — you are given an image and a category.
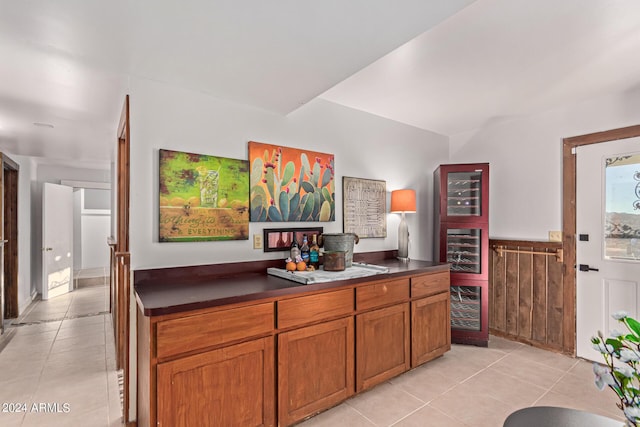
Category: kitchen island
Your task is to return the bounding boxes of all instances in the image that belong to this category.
[135,254,451,427]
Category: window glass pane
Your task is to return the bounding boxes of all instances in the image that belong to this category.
[446,171,482,216]
[446,228,481,274]
[450,285,481,331]
[605,154,640,260]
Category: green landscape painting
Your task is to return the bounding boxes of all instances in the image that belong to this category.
[159,149,249,242]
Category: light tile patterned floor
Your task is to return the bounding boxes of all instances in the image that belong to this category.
[299,337,626,427]
[0,272,626,426]
[0,272,121,427]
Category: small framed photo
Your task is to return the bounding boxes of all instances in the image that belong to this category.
[263,227,323,252]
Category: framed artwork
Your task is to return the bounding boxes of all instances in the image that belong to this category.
[249,141,335,222]
[159,149,249,242]
[342,176,387,238]
[263,227,323,252]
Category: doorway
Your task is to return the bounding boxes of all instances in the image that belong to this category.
[562,124,640,356]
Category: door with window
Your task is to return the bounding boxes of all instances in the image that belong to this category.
[576,137,640,361]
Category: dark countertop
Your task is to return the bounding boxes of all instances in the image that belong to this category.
[135,259,449,317]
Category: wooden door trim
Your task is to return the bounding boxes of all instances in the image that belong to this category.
[0,154,19,326]
[115,95,132,424]
[3,159,18,320]
[562,124,640,355]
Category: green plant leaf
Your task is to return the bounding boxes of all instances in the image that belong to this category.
[251,185,267,206]
[301,153,310,177]
[312,192,321,219]
[289,193,300,214]
[320,168,332,188]
[301,181,315,193]
[278,190,289,221]
[605,338,623,350]
[267,205,282,222]
[625,334,640,343]
[288,182,298,196]
[322,187,332,203]
[626,317,640,337]
[250,205,263,222]
[251,158,263,187]
[312,161,321,186]
[319,201,331,221]
[265,168,275,201]
[301,194,315,221]
[281,161,295,186]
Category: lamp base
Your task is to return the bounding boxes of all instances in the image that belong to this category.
[397,256,410,263]
[397,212,410,261]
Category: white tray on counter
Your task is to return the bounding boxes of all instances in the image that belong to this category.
[267,262,390,285]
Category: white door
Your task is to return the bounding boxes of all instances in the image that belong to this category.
[576,137,640,361]
[42,183,74,300]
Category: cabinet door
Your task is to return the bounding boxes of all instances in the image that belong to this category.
[412,292,451,367]
[278,317,354,426]
[436,163,489,222]
[438,222,489,280]
[450,279,489,346]
[157,337,275,427]
[356,303,410,392]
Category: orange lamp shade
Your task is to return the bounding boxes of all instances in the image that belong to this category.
[390,189,416,213]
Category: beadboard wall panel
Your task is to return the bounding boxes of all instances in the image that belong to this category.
[489,239,566,353]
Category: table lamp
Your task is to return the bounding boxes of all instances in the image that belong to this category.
[390,189,416,262]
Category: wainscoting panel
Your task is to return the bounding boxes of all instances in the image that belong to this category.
[489,239,566,353]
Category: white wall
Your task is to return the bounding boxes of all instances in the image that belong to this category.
[449,87,640,240]
[129,77,449,270]
[81,214,111,269]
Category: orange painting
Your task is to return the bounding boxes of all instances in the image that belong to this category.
[249,141,335,222]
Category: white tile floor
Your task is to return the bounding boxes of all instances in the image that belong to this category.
[298,338,626,427]
[0,269,627,426]
[0,268,122,427]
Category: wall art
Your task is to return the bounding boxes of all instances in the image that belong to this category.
[263,227,323,252]
[249,141,335,222]
[342,176,387,238]
[159,149,249,242]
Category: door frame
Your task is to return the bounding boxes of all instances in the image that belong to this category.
[562,124,640,355]
[112,94,132,424]
[0,154,18,331]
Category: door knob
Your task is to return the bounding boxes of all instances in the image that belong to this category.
[578,264,599,272]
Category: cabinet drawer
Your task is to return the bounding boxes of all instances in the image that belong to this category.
[156,302,274,359]
[356,278,409,311]
[277,289,353,329]
[411,271,450,299]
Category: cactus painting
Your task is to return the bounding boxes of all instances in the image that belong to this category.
[159,149,249,241]
[248,141,335,222]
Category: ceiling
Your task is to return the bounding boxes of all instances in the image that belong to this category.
[1,0,639,166]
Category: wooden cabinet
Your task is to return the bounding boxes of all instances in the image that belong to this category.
[277,288,353,329]
[136,263,451,427]
[157,337,275,427]
[278,317,354,426]
[411,292,450,366]
[156,302,274,359]
[356,303,410,391]
[410,271,451,366]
